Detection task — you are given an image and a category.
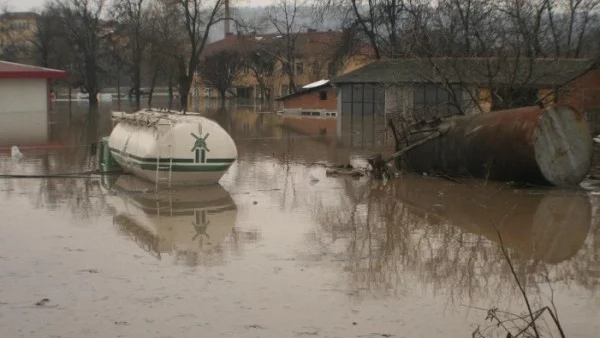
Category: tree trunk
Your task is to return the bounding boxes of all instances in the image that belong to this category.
[116,69,121,106]
[218,89,226,108]
[147,66,160,109]
[88,89,99,106]
[168,78,173,111]
[133,58,142,110]
[179,76,192,112]
[85,55,99,107]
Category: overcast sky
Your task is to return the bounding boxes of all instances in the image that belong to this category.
[3,0,277,12]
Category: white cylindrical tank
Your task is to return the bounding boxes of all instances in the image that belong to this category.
[109,110,237,185]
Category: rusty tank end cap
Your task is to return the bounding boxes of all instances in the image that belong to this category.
[533,105,593,186]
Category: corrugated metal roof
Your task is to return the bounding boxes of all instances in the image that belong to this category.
[331,58,596,87]
[0,61,68,79]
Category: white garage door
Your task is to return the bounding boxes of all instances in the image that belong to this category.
[0,78,47,114]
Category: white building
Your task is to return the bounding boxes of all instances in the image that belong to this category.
[0,61,67,152]
[0,60,67,114]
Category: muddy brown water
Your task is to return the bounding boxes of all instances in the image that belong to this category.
[0,101,599,338]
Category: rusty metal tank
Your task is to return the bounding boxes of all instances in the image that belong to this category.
[405,105,594,186]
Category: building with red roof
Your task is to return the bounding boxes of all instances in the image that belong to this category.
[0,61,68,152]
[0,60,68,114]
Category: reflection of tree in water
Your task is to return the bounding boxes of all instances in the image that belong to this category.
[310,177,600,305]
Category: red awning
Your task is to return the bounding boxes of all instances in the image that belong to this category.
[0,60,68,79]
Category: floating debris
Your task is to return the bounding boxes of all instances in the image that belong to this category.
[34,298,50,307]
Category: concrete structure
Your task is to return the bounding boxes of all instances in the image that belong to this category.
[275,80,338,136]
[330,58,599,147]
[0,60,68,114]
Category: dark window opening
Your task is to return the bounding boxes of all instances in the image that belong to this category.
[319,91,327,100]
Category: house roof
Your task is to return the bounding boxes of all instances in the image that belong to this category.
[202,30,375,59]
[330,58,597,87]
[275,79,331,101]
[0,61,68,79]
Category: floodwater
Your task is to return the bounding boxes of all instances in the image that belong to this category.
[0,100,599,338]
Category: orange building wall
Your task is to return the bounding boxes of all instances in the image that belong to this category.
[282,87,337,110]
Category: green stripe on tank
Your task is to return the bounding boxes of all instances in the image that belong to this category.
[140,164,231,172]
[109,147,235,164]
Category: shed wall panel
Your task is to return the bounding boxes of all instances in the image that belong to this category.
[0,78,47,113]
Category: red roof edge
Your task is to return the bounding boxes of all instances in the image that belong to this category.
[0,61,68,79]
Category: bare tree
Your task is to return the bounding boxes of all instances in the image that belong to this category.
[198,49,243,106]
[105,25,128,106]
[266,0,307,93]
[170,0,226,111]
[30,5,62,68]
[244,48,276,103]
[315,0,427,59]
[145,0,182,110]
[111,0,149,109]
[55,0,106,106]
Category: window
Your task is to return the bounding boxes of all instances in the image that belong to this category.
[295,62,304,75]
[319,90,327,100]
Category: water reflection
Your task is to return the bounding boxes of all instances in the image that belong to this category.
[0,111,49,148]
[105,176,240,266]
[311,175,599,302]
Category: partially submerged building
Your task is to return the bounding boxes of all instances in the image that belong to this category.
[0,61,68,150]
[0,60,68,113]
[275,79,337,135]
[330,58,599,146]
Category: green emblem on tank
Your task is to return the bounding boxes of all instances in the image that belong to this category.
[190,132,210,152]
